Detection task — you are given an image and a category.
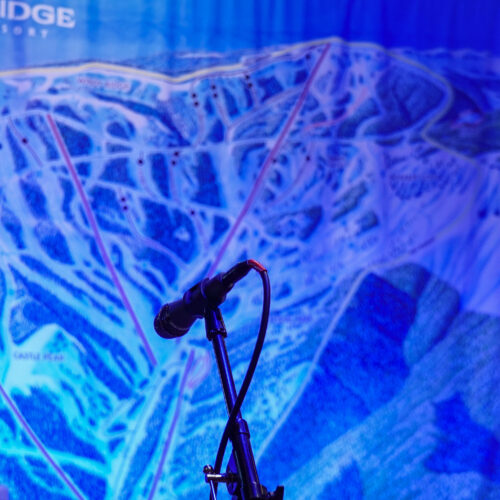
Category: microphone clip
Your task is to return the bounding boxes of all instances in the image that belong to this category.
[204,307,228,341]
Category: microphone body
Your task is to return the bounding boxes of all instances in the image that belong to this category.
[154,261,252,339]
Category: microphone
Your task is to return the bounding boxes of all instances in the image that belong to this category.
[154,260,253,339]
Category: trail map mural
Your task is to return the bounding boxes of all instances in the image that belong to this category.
[0,2,499,499]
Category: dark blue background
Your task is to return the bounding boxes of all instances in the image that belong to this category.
[3,0,499,70]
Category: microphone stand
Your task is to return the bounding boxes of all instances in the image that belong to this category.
[203,307,284,500]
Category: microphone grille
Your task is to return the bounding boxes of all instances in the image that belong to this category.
[154,302,194,339]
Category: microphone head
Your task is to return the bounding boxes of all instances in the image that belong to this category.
[154,300,197,339]
[154,265,253,340]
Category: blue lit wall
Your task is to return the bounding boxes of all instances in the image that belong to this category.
[0,1,499,499]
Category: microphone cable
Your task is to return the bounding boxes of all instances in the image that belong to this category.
[210,259,271,499]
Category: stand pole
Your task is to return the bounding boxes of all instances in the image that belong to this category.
[205,307,265,500]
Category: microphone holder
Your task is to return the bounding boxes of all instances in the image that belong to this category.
[203,307,284,500]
